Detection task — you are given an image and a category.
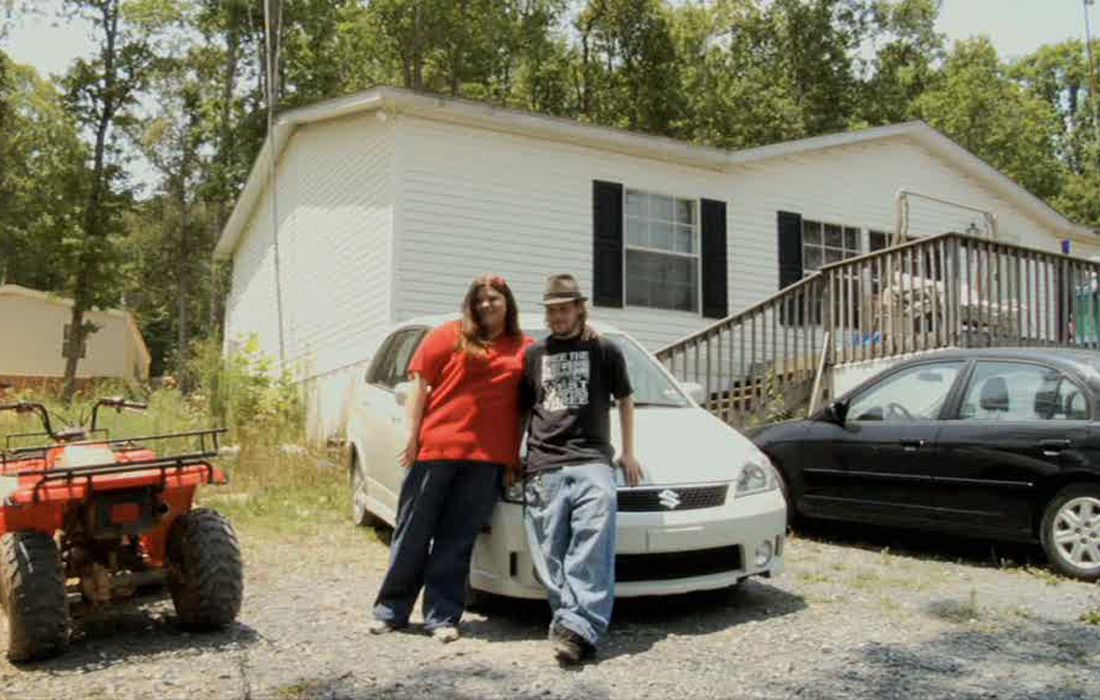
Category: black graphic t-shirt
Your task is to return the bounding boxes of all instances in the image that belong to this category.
[520,334,633,472]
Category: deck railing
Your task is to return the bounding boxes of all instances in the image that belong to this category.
[656,232,1100,426]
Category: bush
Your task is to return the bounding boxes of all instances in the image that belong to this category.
[185,334,304,445]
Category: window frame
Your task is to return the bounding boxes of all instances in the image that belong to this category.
[845,360,967,423]
[950,359,1093,423]
[800,218,863,277]
[622,188,703,314]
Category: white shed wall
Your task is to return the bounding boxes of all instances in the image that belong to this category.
[223,113,395,439]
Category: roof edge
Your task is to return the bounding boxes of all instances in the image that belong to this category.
[213,89,1096,260]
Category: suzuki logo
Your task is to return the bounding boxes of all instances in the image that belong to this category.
[658,489,681,510]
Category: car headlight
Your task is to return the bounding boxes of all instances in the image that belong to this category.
[502,480,524,504]
[735,458,778,498]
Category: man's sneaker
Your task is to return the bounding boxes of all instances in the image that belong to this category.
[431,625,460,643]
[550,624,592,665]
[368,619,399,635]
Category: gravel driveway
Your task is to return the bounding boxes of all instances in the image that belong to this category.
[2,517,1099,700]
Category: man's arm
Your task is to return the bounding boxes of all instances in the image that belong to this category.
[617,395,643,486]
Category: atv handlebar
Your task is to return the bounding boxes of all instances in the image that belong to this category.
[0,401,56,439]
[91,397,148,431]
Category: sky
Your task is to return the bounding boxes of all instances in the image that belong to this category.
[1,0,1096,189]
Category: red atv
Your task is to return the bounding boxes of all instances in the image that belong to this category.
[0,398,243,663]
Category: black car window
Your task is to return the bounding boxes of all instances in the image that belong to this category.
[387,329,426,388]
[847,362,964,422]
[366,336,397,385]
[367,329,426,389]
[958,361,1090,422]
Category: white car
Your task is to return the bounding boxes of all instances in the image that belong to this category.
[347,316,786,599]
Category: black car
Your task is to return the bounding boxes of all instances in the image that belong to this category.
[749,348,1100,581]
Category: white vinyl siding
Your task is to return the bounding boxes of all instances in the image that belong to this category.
[394,115,731,351]
[225,114,394,379]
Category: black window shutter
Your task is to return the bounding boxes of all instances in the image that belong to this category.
[593,180,624,308]
[777,211,803,289]
[701,198,728,319]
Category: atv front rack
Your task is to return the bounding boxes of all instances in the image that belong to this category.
[2,428,229,503]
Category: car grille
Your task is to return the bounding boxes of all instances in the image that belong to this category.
[616,545,743,582]
[617,485,728,512]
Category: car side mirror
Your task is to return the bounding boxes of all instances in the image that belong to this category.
[822,399,849,425]
[681,381,706,405]
[394,381,413,407]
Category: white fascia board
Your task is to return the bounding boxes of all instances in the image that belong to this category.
[723,121,925,165]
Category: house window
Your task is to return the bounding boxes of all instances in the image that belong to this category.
[624,189,699,312]
[801,220,861,275]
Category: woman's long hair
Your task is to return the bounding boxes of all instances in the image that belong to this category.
[458,274,521,356]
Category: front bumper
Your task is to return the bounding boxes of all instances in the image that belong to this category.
[469,487,786,599]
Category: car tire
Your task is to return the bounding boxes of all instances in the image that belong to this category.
[0,530,70,663]
[169,508,244,630]
[1039,484,1100,582]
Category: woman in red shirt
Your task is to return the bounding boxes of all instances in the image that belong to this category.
[370,274,530,642]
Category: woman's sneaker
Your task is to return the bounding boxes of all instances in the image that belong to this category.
[369,619,400,635]
[431,625,460,643]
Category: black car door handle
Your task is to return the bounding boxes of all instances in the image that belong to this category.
[1039,439,1071,455]
[900,439,927,452]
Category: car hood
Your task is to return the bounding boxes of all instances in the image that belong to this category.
[607,407,763,486]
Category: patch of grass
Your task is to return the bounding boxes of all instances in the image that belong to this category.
[797,571,833,585]
[927,589,982,623]
[1081,607,1100,625]
[1022,566,1064,586]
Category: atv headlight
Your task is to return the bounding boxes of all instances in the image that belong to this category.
[735,457,778,498]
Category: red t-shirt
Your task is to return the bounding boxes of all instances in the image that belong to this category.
[407,321,532,467]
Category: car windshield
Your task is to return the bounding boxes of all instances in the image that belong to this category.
[531,331,690,408]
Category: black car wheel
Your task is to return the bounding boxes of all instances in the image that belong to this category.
[1040,484,1100,582]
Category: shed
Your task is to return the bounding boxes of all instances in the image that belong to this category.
[0,284,151,388]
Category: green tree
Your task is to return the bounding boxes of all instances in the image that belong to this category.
[0,54,87,290]
[573,0,682,133]
[914,37,1065,201]
[59,0,153,402]
[856,0,945,125]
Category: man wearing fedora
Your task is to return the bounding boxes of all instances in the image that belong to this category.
[520,273,643,664]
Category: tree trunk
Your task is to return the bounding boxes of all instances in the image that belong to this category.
[63,0,120,404]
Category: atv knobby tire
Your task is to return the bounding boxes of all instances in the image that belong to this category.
[168,508,243,631]
[0,531,70,663]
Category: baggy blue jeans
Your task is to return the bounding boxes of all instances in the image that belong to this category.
[523,463,617,647]
[373,460,502,630]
